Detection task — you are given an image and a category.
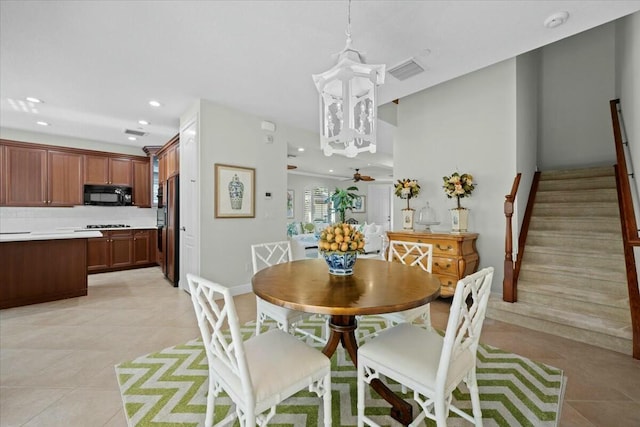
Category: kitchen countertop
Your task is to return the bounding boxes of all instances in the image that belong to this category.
[0,230,104,242]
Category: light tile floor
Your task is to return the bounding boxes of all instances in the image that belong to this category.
[1,267,639,426]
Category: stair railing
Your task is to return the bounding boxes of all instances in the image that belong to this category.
[610,98,640,359]
[502,173,521,302]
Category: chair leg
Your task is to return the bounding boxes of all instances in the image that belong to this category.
[205,375,215,427]
[434,398,449,427]
[255,312,265,336]
[467,369,484,426]
[323,372,332,427]
[357,362,365,427]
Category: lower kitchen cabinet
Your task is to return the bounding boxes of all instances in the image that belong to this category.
[88,229,157,273]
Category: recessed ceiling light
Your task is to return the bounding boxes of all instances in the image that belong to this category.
[298,147,305,152]
[544,11,569,29]
[26,97,43,103]
[36,121,49,126]
[329,169,334,173]
[148,100,162,107]
[128,136,137,141]
[138,120,149,125]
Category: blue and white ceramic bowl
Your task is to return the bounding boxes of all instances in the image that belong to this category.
[322,251,358,275]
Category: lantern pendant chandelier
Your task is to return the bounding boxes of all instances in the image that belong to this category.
[312,0,386,158]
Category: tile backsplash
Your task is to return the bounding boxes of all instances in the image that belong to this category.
[0,206,157,232]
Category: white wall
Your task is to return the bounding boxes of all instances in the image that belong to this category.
[514,51,540,247]
[617,11,640,188]
[396,59,518,294]
[286,173,370,224]
[0,128,146,156]
[194,99,322,290]
[615,11,640,267]
[538,22,617,170]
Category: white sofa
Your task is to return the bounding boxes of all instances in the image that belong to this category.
[360,223,384,254]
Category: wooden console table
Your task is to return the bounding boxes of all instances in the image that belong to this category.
[386,231,479,297]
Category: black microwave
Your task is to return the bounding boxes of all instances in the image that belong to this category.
[83,184,133,206]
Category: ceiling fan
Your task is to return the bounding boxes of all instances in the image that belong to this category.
[353,168,375,182]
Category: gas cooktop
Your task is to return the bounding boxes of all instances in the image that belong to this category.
[85,224,131,229]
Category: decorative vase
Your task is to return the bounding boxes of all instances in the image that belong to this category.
[401,208,414,230]
[228,174,244,210]
[450,208,469,233]
[322,251,358,275]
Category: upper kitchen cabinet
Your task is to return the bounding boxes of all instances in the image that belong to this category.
[157,134,179,182]
[47,150,83,206]
[132,159,151,207]
[84,155,132,186]
[2,143,83,207]
[3,144,47,206]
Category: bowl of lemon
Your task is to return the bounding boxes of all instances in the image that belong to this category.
[318,223,365,275]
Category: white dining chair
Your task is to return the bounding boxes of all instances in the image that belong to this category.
[251,241,326,343]
[358,240,434,342]
[187,273,332,427]
[357,267,494,427]
[381,240,434,327]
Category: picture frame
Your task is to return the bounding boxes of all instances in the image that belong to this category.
[214,163,255,218]
[352,195,366,213]
[286,189,294,218]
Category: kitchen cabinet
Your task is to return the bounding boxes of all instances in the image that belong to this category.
[0,145,5,205]
[132,159,151,207]
[2,144,82,206]
[47,150,84,206]
[84,155,132,186]
[1,237,90,309]
[157,134,179,182]
[133,229,155,265]
[87,229,157,273]
[386,231,479,297]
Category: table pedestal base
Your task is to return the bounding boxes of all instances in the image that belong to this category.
[322,315,413,426]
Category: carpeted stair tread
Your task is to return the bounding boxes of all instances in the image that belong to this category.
[526,230,623,253]
[529,217,621,233]
[538,166,615,180]
[532,202,619,217]
[534,188,618,203]
[518,264,628,289]
[517,282,632,323]
[537,176,616,191]
[517,280,629,304]
[487,298,632,340]
[522,245,626,272]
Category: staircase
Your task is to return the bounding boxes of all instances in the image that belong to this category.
[488,166,634,355]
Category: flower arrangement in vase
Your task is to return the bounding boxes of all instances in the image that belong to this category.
[318,223,365,275]
[394,179,420,229]
[442,172,475,232]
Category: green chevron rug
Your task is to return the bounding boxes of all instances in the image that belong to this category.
[115,316,565,427]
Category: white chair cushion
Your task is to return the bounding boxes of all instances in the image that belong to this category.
[359,323,475,394]
[246,330,330,404]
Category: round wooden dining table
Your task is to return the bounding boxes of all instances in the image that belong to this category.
[251,257,441,426]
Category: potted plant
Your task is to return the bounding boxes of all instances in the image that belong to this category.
[394,179,421,229]
[442,172,475,232]
[327,186,360,223]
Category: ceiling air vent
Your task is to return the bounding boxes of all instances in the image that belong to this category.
[388,58,425,81]
[124,129,147,137]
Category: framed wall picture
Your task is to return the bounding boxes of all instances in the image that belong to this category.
[214,164,255,218]
[352,195,366,213]
[287,189,294,218]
